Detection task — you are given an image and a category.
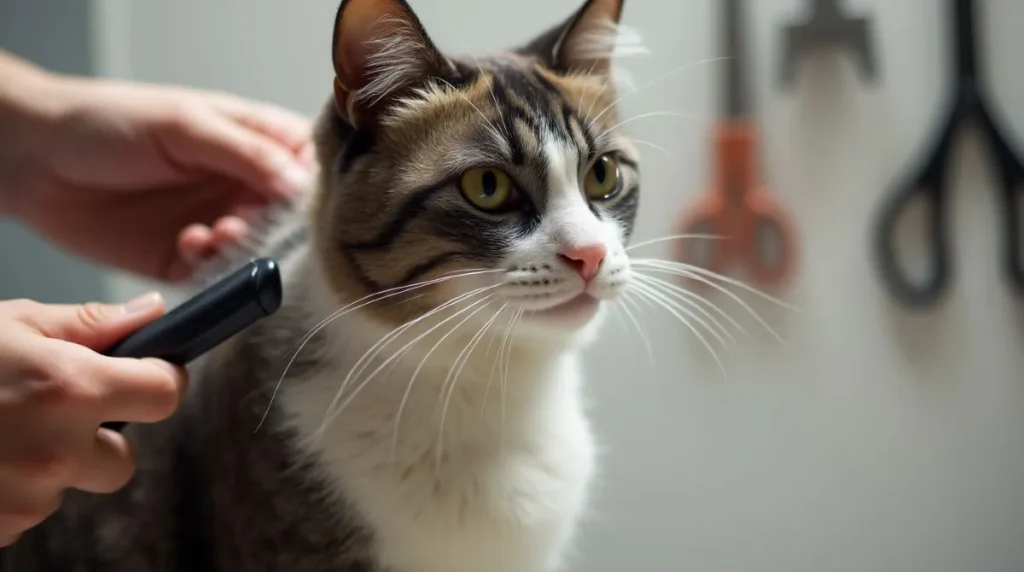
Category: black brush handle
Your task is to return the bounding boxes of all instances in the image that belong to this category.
[100,258,283,431]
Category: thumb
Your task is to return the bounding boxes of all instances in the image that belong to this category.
[24,292,167,350]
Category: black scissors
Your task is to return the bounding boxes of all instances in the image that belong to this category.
[872,0,1024,308]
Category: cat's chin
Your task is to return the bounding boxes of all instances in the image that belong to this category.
[510,293,608,346]
[528,294,601,324]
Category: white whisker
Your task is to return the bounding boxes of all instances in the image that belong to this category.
[618,294,655,367]
[323,285,501,430]
[255,268,502,433]
[435,302,505,469]
[631,258,797,311]
[586,56,729,131]
[625,233,724,252]
[595,110,707,144]
[633,273,739,344]
[630,280,728,379]
[322,292,500,434]
[630,259,791,345]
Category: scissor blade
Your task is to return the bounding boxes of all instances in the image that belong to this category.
[953,0,979,84]
[723,0,750,118]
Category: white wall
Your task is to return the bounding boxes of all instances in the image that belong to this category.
[96,1,1024,570]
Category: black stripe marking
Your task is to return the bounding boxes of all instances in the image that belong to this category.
[395,250,472,286]
[344,183,449,251]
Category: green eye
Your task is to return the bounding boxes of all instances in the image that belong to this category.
[583,154,621,200]
[460,167,513,211]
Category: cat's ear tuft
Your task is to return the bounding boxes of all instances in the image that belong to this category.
[518,0,640,76]
[331,0,452,127]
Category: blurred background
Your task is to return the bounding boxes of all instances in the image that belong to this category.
[3,0,1024,570]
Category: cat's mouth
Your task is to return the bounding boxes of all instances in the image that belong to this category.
[528,293,600,324]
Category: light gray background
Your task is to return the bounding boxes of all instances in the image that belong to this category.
[0,0,106,303]
[7,1,1024,571]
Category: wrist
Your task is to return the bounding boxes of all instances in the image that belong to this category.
[0,51,73,217]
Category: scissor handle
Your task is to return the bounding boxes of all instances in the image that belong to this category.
[675,195,730,276]
[872,177,950,307]
[1003,187,1024,292]
[674,188,797,287]
[743,189,798,286]
[977,99,1024,295]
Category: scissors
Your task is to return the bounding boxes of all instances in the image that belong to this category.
[872,0,1024,308]
[676,0,798,288]
[779,0,878,86]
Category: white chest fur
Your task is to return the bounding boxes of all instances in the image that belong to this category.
[279,305,597,572]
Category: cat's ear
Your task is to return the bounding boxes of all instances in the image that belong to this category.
[331,0,452,127]
[517,0,631,75]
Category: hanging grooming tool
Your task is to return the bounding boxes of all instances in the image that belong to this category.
[872,0,1024,308]
[779,0,878,85]
[675,0,798,288]
[101,257,283,431]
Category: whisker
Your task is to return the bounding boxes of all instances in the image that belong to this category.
[498,308,524,444]
[391,303,505,465]
[324,285,500,427]
[481,308,517,420]
[630,281,728,380]
[256,268,502,432]
[436,77,505,148]
[625,138,672,160]
[631,258,798,311]
[594,110,708,144]
[633,273,741,343]
[323,293,500,433]
[585,56,729,130]
[630,260,789,345]
[625,233,724,252]
[618,294,655,367]
[435,302,504,469]
[472,55,506,138]
[631,279,731,353]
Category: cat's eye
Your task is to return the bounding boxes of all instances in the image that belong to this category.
[583,154,621,200]
[460,167,514,211]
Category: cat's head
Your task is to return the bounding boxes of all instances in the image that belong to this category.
[311,0,640,347]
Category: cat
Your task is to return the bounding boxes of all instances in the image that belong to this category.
[2,0,642,570]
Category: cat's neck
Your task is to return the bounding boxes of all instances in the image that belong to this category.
[273,251,585,463]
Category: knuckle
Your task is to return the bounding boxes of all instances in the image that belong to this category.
[160,103,202,137]
[75,302,109,330]
[0,298,41,318]
[32,353,101,411]
[151,371,185,418]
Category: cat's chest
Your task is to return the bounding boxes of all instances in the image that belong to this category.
[281,349,595,572]
[343,427,595,572]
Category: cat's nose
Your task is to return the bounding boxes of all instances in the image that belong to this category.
[558,244,607,282]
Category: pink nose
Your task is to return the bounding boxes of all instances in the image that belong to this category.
[558,244,607,281]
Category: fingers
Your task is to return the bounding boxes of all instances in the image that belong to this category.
[215,98,315,166]
[86,355,188,425]
[71,429,135,494]
[13,293,166,352]
[0,474,62,546]
[176,216,250,273]
[156,105,313,201]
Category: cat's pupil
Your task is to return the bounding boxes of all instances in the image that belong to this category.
[482,171,498,196]
[593,159,607,183]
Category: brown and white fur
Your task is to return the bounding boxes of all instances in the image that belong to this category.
[3,0,644,570]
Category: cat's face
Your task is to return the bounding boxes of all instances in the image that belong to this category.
[312,0,639,345]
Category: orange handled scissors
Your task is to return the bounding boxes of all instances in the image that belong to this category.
[676,0,798,288]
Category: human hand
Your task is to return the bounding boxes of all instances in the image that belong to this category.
[0,293,187,547]
[2,68,315,282]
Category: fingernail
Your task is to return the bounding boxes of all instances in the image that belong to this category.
[277,163,313,195]
[121,292,162,315]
